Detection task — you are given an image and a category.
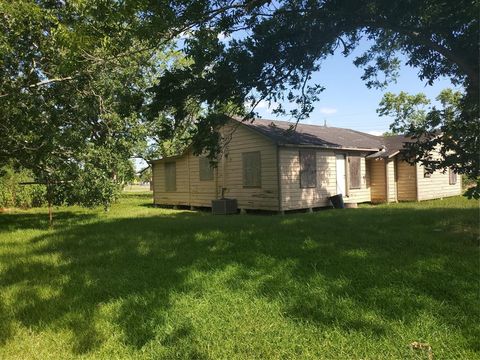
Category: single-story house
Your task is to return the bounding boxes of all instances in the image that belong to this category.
[151,118,462,212]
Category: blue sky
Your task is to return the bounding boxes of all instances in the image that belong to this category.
[253,44,456,135]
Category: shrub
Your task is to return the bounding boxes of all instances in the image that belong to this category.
[0,165,46,208]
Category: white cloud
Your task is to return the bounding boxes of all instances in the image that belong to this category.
[319,107,338,115]
[366,130,384,136]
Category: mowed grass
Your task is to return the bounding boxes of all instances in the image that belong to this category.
[0,194,478,359]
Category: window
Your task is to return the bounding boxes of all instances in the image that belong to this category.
[243,151,261,187]
[199,157,214,181]
[348,156,361,189]
[165,162,176,191]
[299,150,316,188]
[423,166,432,178]
[449,168,457,185]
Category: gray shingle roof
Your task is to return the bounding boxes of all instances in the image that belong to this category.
[239,118,386,150]
[151,118,413,163]
[366,135,415,159]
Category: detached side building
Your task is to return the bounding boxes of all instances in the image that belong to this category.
[151,119,462,212]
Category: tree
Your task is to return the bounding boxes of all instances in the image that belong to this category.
[0,163,46,209]
[377,92,431,131]
[146,0,478,192]
[0,1,183,223]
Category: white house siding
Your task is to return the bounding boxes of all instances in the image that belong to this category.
[217,122,279,211]
[152,122,280,210]
[152,155,190,206]
[416,164,462,200]
[279,148,371,210]
[279,148,335,210]
[346,154,371,203]
[386,158,397,202]
[368,157,400,203]
[369,155,461,203]
[186,151,218,207]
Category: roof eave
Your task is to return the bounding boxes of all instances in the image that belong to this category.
[149,144,194,164]
[280,143,379,152]
[387,150,400,158]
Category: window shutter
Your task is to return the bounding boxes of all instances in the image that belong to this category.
[300,150,316,188]
[348,156,361,189]
[449,168,457,185]
[199,157,214,181]
[165,162,176,191]
[243,152,261,187]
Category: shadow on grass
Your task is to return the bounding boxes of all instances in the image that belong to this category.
[0,205,478,355]
[0,211,97,232]
[0,299,13,346]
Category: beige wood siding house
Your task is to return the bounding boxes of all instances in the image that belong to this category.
[277,149,371,210]
[152,150,220,207]
[369,159,387,202]
[416,163,462,200]
[152,122,279,210]
[366,135,461,203]
[279,148,335,210]
[369,157,411,203]
[386,158,397,202]
[396,160,417,201]
[151,119,462,211]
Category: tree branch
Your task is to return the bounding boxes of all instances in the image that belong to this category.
[363,21,478,85]
[0,76,74,98]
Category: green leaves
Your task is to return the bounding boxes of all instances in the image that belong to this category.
[0,1,168,210]
[0,164,46,208]
[378,91,431,133]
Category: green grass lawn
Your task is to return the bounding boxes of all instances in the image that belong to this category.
[0,194,478,359]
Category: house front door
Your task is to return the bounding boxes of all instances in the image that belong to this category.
[336,154,346,195]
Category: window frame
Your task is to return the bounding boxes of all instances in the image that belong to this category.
[242,151,262,188]
[164,161,176,192]
[199,157,214,181]
[449,168,457,185]
[348,155,362,190]
[299,150,317,189]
